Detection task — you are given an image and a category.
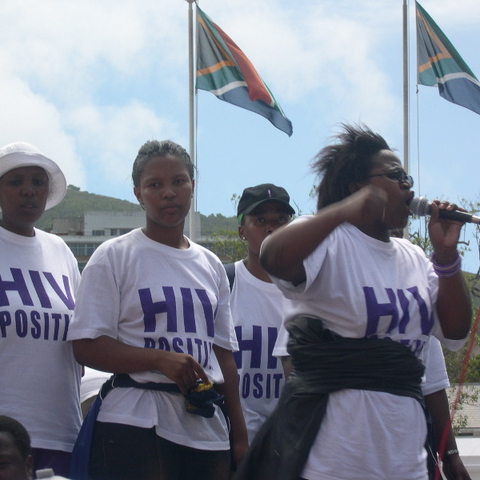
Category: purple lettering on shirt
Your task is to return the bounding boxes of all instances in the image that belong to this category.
[195,289,215,338]
[0,269,33,307]
[144,337,156,349]
[29,271,52,308]
[15,310,28,338]
[62,314,70,341]
[203,341,212,368]
[203,339,210,367]
[43,312,49,340]
[30,311,41,339]
[407,286,434,335]
[364,287,399,336]
[172,337,184,353]
[241,374,250,398]
[397,289,410,333]
[139,287,177,333]
[0,311,11,337]
[273,373,284,398]
[265,373,271,399]
[52,313,61,340]
[253,373,263,399]
[181,288,196,333]
[157,337,170,351]
[186,337,193,356]
[267,327,279,369]
[43,273,75,310]
[194,337,203,364]
[385,289,399,334]
[234,325,262,368]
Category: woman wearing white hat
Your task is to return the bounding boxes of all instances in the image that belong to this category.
[0,142,82,477]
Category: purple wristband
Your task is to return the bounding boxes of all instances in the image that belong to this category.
[430,251,462,278]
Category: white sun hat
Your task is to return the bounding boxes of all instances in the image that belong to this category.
[0,142,67,210]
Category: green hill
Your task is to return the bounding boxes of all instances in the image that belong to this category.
[36,185,237,234]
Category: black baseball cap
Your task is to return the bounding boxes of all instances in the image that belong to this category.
[237,183,295,222]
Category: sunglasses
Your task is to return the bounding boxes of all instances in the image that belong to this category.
[367,169,414,186]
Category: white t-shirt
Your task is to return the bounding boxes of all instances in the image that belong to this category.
[80,367,111,404]
[269,218,464,480]
[230,260,285,443]
[0,226,82,452]
[68,229,238,450]
[421,336,450,396]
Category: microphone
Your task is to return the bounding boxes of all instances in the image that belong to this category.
[409,197,480,224]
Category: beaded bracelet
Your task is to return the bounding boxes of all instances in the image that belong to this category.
[430,251,462,278]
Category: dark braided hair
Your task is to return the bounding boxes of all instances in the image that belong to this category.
[312,124,391,210]
[132,140,194,188]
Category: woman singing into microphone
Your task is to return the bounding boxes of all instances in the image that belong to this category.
[235,124,471,480]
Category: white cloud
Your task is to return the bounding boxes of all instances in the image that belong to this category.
[65,101,181,192]
[200,0,400,133]
[0,0,479,236]
[419,0,480,25]
[0,69,83,188]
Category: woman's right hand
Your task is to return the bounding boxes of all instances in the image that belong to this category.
[155,350,209,395]
[341,185,388,226]
[73,336,209,395]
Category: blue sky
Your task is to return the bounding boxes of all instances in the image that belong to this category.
[1,0,480,271]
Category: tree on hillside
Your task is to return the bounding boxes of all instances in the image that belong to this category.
[208,194,247,263]
[208,230,248,264]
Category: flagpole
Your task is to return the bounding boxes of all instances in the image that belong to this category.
[403,0,409,176]
[187,0,197,242]
[403,0,410,238]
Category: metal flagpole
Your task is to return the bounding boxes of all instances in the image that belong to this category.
[403,0,410,238]
[187,0,197,242]
[403,0,409,176]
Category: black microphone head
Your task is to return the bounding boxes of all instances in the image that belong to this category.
[410,197,431,217]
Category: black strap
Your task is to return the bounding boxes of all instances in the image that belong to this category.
[224,262,236,291]
[99,373,181,400]
[99,374,223,419]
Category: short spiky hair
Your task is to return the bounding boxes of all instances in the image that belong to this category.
[0,415,31,460]
[132,140,194,187]
[312,124,391,210]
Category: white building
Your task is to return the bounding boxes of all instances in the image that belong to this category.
[53,211,203,270]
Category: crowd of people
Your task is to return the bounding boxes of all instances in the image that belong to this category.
[0,125,474,480]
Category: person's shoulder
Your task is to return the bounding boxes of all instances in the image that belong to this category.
[99,229,140,250]
[34,228,73,250]
[190,239,222,263]
[83,230,139,268]
[34,227,64,242]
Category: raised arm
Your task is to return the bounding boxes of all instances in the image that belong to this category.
[260,185,388,285]
[73,335,209,395]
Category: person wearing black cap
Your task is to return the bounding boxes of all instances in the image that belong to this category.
[228,183,295,443]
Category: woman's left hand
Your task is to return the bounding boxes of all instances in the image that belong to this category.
[428,200,465,259]
[428,200,472,340]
